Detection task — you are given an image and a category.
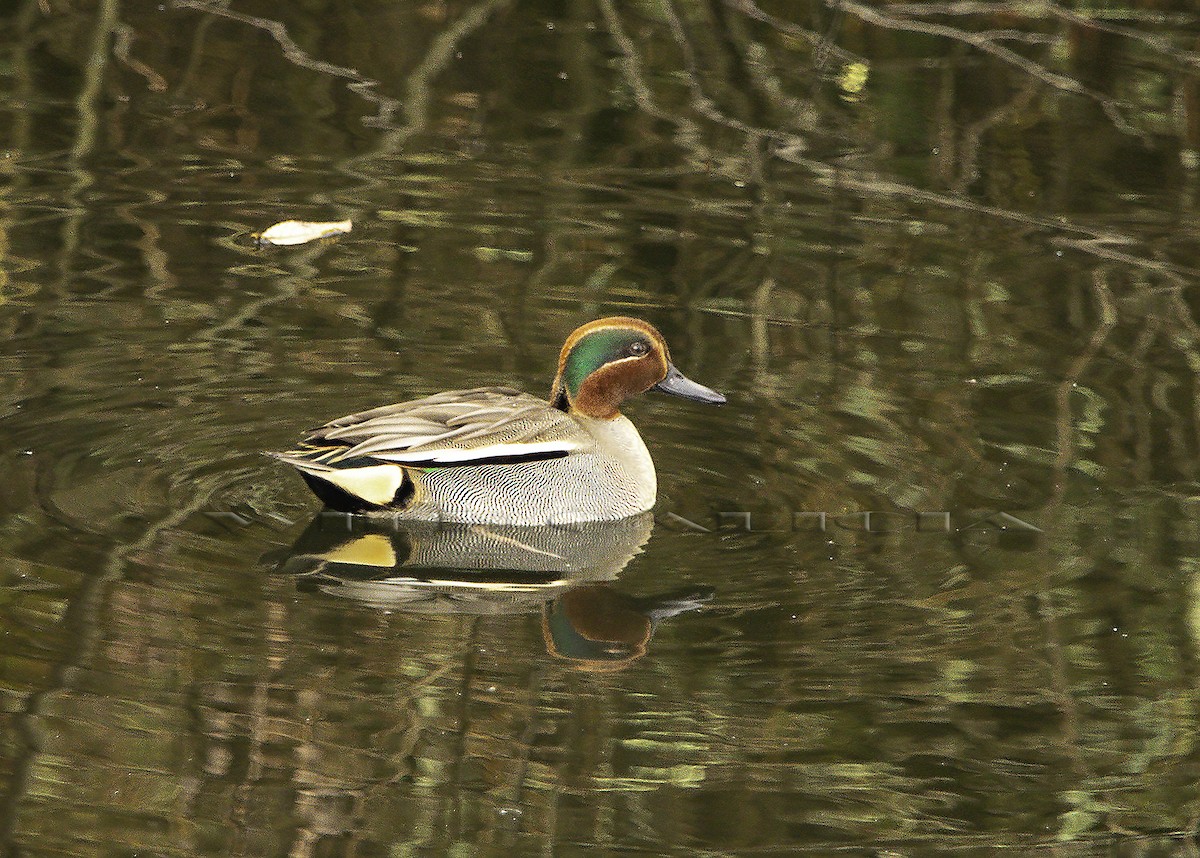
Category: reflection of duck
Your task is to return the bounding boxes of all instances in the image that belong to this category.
[543,585,713,671]
[271,512,711,666]
[274,511,656,613]
[271,317,724,524]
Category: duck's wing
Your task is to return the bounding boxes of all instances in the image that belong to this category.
[279,387,585,468]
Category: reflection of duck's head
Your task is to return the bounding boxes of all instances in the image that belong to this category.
[542,585,714,671]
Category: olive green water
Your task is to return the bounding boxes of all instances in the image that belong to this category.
[4,1,1200,855]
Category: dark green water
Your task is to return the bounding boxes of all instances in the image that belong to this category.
[4,1,1200,854]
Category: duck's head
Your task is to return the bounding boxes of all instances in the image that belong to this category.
[550,317,726,419]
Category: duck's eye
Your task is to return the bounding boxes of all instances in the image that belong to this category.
[628,340,650,356]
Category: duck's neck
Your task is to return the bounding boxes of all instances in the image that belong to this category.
[550,384,622,420]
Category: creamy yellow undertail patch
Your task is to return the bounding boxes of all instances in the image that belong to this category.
[303,463,404,506]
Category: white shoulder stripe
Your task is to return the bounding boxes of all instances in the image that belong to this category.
[373,440,580,464]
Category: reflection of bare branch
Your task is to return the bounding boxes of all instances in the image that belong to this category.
[176,0,512,146]
[1050,8,1200,69]
[668,0,828,155]
[113,22,167,92]
[0,478,227,846]
[809,162,1197,280]
[72,0,119,165]
[953,77,1040,193]
[57,0,119,269]
[171,4,221,105]
[1051,236,1188,285]
[884,2,1200,70]
[889,2,1197,27]
[596,0,708,156]
[8,1,44,151]
[661,1,737,126]
[331,0,514,192]
[1033,268,1117,802]
[726,0,862,68]
[940,29,1058,47]
[1055,268,1117,478]
[1163,287,1200,454]
[383,0,511,146]
[610,0,1193,280]
[655,0,781,162]
[113,173,178,298]
[829,0,1146,139]
[598,0,691,128]
[172,0,402,127]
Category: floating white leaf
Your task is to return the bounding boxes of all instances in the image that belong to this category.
[257,219,352,247]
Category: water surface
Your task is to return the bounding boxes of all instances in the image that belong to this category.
[3,1,1200,854]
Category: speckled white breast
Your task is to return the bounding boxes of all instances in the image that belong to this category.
[579,413,656,505]
[400,414,657,525]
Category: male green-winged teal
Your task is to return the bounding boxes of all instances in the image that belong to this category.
[272,317,725,524]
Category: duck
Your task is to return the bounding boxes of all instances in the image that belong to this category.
[271,317,725,525]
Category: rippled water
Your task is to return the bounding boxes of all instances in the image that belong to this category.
[4,1,1200,855]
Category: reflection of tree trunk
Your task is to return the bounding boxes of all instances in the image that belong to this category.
[1185,42,1200,152]
[61,0,120,269]
[8,0,42,153]
[1067,21,1122,96]
[70,0,121,160]
[0,3,40,314]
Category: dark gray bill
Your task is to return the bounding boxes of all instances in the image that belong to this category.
[653,363,726,405]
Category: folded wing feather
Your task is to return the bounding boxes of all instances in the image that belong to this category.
[293,387,583,467]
